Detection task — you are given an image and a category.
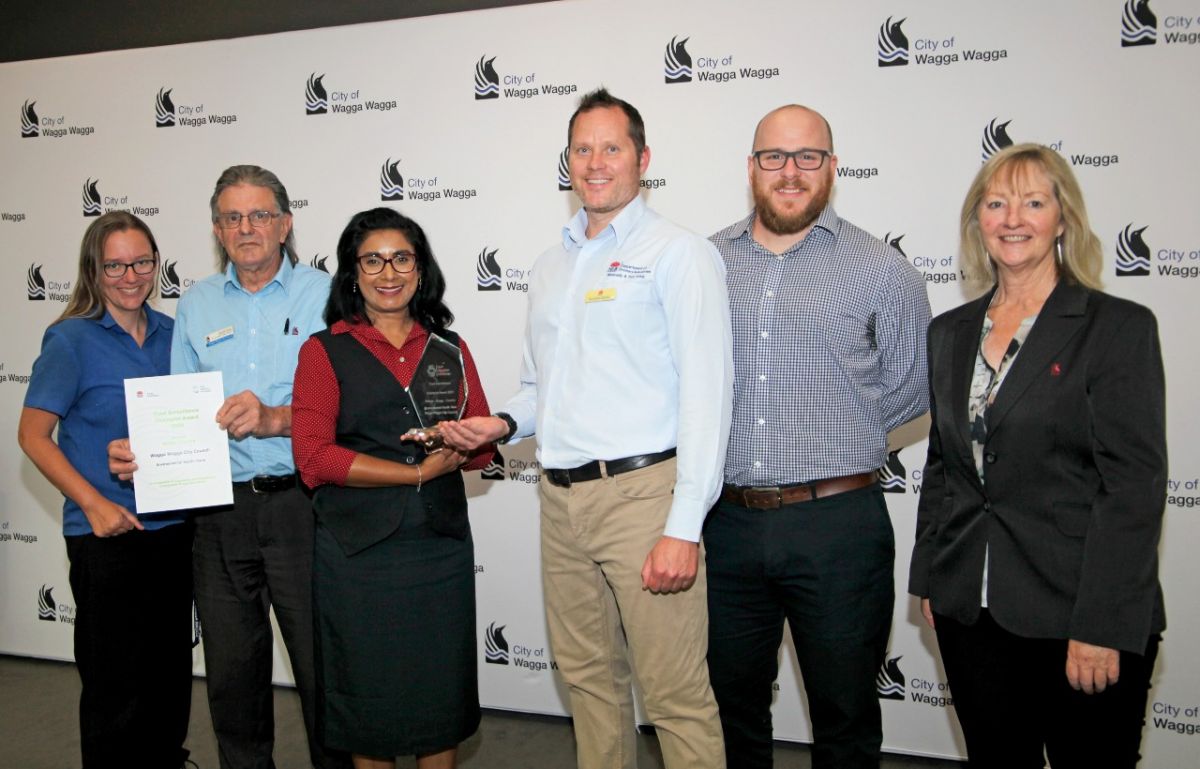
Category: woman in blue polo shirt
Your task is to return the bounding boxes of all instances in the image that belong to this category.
[18,211,193,769]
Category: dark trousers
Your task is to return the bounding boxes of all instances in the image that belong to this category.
[934,609,1159,769]
[65,521,193,769]
[705,486,894,769]
[192,485,349,769]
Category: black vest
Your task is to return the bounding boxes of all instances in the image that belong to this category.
[310,328,468,556]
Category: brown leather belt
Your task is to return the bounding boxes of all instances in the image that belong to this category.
[721,472,877,510]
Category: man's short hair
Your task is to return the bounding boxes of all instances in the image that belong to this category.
[568,88,646,157]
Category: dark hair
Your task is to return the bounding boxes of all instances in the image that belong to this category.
[59,211,159,323]
[209,164,297,269]
[568,87,646,157]
[324,207,454,332]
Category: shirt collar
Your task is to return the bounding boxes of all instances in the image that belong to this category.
[97,306,162,337]
[562,194,648,249]
[718,203,841,255]
[223,253,291,294]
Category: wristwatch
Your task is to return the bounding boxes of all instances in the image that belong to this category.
[494,412,518,444]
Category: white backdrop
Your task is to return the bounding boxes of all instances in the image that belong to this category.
[2,0,1198,763]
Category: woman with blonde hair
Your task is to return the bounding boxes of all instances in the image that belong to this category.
[909,144,1166,768]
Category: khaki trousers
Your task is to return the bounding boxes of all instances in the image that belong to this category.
[539,458,725,769]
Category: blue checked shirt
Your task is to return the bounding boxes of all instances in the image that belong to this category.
[711,206,930,487]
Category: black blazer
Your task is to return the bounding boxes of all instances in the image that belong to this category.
[908,281,1167,653]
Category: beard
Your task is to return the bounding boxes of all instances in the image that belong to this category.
[753,177,831,236]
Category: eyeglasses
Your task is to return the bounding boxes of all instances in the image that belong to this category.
[102,258,157,278]
[214,210,283,230]
[358,251,417,275]
[752,148,832,172]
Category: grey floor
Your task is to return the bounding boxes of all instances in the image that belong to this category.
[0,655,962,768]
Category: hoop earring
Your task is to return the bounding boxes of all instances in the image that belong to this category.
[1056,237,1064,266]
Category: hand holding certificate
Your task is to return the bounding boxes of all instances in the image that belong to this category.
[124,371,233,514]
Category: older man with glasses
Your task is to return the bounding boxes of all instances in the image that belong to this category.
[111,165,348,769]
[704,105,931,769]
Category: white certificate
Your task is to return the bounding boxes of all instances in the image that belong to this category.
[124,371,233,514]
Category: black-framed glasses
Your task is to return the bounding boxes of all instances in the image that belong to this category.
[102,257,157,278]
[358,251,417,275]
[214,210,283,230]
[752,148,832,172]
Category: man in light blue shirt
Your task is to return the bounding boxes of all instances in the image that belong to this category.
[113,165,344,769]
[441,89,732,769]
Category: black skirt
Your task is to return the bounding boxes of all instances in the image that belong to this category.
[313,506,480,757]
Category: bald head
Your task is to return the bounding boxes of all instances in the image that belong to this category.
[752,105,834,153]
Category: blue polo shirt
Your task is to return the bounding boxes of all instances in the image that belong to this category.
[171,258,330,481]
[25,308,184,535]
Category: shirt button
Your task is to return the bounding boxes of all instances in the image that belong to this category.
[249,363,256,370]
[756,418,765,426]
[250,329,256,336]
[985,452,997,464]
[760,331,768,339]
[753,461,762,468]
[758,374,767,381]
[765,290,774,297]
[399,356,406,363]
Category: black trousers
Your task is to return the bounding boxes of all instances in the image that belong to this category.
[65,521,193,769]
[705,486,895,769]
[192,485,350,769]
[934,609,1159,769]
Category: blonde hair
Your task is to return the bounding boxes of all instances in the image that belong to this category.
[58,211,159,323]
[959,143,1103,291]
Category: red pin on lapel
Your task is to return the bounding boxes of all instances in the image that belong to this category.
[1050,362,1062,377]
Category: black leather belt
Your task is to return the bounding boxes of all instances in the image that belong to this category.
[544,449,677,488]
[721,472,877,509]
[233,474,297,494]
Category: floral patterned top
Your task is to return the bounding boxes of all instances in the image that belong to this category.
[970,310,1038,606]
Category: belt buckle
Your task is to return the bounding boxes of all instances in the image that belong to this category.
[748,486,782,509]
[248,476,270,495]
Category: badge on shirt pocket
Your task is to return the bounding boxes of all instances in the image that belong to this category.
[584,288,617,303]
[205,326,235,347]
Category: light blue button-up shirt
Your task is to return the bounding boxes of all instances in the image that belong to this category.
[171,258,330,481]
[502,196,733,541]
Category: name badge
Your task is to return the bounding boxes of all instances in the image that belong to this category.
[585,288,617,303]
[205,326,235,347]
